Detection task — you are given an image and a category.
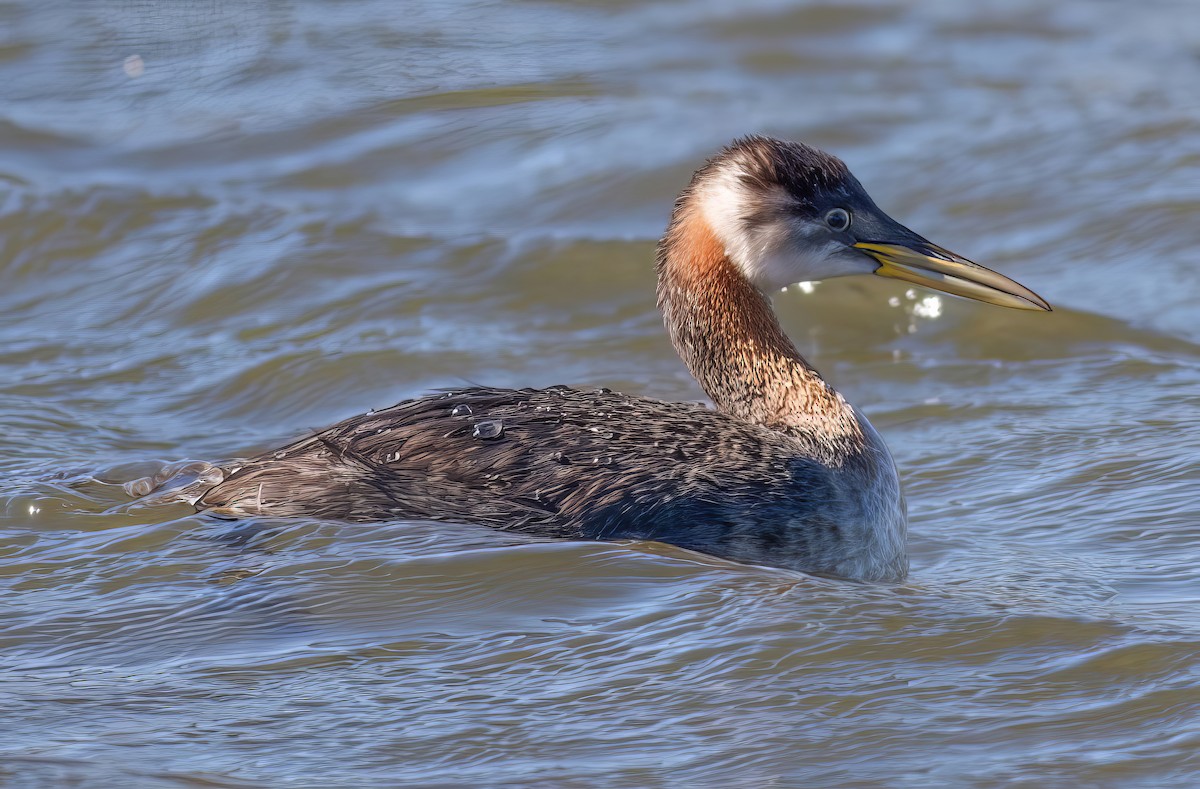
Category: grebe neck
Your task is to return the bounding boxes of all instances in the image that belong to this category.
[655,205,863,463]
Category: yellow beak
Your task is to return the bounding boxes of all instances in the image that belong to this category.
[854,241,1051,311]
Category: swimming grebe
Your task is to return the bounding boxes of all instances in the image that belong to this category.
[190,136,1049,582]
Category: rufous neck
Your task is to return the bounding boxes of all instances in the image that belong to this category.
[655,204,862,454]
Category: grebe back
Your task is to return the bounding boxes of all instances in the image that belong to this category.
[191,136,1049,582]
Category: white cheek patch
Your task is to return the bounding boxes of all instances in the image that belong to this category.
[698,167,758,267]
[698,169,797,288]
[697,168,874,289]
[755,236,846,290]
[743,222,811,289]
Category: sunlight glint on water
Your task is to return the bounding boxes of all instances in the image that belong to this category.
[2,0,1199,785]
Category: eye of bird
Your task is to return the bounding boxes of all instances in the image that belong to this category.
[825,208,851,231]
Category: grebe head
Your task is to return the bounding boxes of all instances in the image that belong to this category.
[691,135,1050,311]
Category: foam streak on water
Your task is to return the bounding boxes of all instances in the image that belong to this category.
[2,1,1199,785]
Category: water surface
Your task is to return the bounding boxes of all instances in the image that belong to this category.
[3,1,1200,785]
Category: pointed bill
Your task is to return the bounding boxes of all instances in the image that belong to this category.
[854,241,1051,312]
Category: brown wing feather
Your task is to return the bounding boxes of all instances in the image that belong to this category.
[195,386,814,538]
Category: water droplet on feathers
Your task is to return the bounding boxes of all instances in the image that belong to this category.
[472,420,504,440]
[451,404,473,417]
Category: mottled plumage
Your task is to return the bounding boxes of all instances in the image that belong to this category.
[179,136,1050,582]
[195,385,904,580]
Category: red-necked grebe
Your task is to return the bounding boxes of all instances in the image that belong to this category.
[186,136,1050,582]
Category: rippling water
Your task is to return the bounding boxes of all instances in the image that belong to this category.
[3,1,1200,785]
